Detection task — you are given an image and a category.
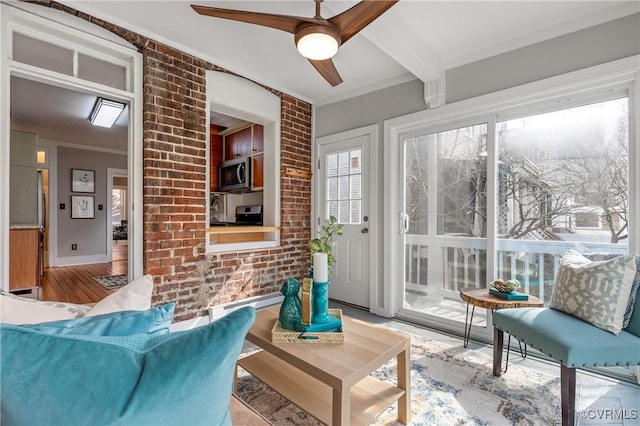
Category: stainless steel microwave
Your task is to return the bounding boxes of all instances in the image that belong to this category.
[219,157,251,192]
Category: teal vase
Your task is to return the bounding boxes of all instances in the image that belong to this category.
[279,278,301,330]
[311,279,331,324]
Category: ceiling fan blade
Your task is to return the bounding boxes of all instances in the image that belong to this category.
[308,58,343,87]
[191,5,317,34]
[329,0,398,44]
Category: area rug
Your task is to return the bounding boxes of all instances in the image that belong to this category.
[236,334,564,426]
[93,274,128,290]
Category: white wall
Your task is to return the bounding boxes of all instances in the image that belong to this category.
[446,13,640,104]
[57,146,126,263]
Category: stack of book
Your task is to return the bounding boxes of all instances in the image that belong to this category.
[489,288,529,300]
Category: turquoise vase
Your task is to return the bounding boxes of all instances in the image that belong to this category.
[311,280,330,324]
[279,278,301,330]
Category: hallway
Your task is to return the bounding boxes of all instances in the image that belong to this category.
[41,242,127,304]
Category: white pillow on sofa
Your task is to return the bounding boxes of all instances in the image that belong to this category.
[85,274,154,317]
[0,292,90,324]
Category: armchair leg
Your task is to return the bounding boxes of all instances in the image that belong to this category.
[560,365,576,426]
[492,328,504,377]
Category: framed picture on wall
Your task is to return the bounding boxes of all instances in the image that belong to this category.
[71,169,95,193]
[71,195,94,219]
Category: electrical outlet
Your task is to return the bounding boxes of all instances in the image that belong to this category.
[71,244,77,250]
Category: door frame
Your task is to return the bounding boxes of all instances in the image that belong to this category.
[314,124,380,313]
[107,168,128,262]
[0,3,143,288]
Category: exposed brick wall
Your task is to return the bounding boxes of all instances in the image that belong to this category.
[141,41,210,320]
[31,1,313,321]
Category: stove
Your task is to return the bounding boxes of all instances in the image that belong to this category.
[210,205,263,227]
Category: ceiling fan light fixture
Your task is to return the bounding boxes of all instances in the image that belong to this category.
[295,25,340,60]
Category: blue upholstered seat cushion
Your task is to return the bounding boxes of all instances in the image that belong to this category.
[0,306,256,426]
[493,308,640,368]
[550,250,636,335]
[19,303,175,336]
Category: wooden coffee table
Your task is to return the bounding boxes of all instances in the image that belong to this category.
[236,306,411,426]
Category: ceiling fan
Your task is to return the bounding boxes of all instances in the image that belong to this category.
[191,0,398,87]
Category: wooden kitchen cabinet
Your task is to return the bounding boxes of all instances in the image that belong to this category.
[224,126,252,160]
[252,124,264,153]
[210,124,224,192]
[224,124,264,160]
[9,228,41,291]
[252,154,264,189]
[223,124,264,191]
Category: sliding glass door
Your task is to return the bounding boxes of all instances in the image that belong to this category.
[398,95,630,334]
[402,123,488,324]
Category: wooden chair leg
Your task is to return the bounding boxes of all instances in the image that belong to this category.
[561,365,576,426]
[492,328,503,377]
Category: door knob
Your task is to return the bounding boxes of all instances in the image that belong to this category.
[361,228,369,234]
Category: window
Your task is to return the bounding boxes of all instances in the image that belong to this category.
[205,71,281,253]
[496,97,629,301]
[327,149,362,224]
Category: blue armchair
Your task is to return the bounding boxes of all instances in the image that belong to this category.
[492,255,640,426]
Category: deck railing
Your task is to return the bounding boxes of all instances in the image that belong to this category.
[405,235,627,304]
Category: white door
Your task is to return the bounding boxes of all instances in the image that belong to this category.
[317,133,372,308]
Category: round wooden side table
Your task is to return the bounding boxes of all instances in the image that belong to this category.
[459,287,544,371]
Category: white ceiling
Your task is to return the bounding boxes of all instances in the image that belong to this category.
[8,0,639,151]
[60,0,638,105]
[10,77,129,152]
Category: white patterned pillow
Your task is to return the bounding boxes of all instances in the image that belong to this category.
[585,253,640,329]
[0,291,90,324]
[550,249,636,335]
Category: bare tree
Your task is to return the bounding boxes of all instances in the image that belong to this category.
[405,137,429,234]
[554,143,628,243]
[404,126,488,237]
[498,160,573,239]
[403,99,629,244]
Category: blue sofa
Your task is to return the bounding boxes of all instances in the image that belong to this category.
[492,255,640,426]
[1,305,256,425]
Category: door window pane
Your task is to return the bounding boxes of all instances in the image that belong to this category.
[327,177,338,200]
[338,176,349,199]
[350,175,361,199]
[327,154,338,177]
[325,148,363,224]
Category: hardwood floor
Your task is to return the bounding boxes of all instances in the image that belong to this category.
[40,242,128,304]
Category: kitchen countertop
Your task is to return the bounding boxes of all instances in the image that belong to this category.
[9,225,43,230]
[206,226,279,234]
